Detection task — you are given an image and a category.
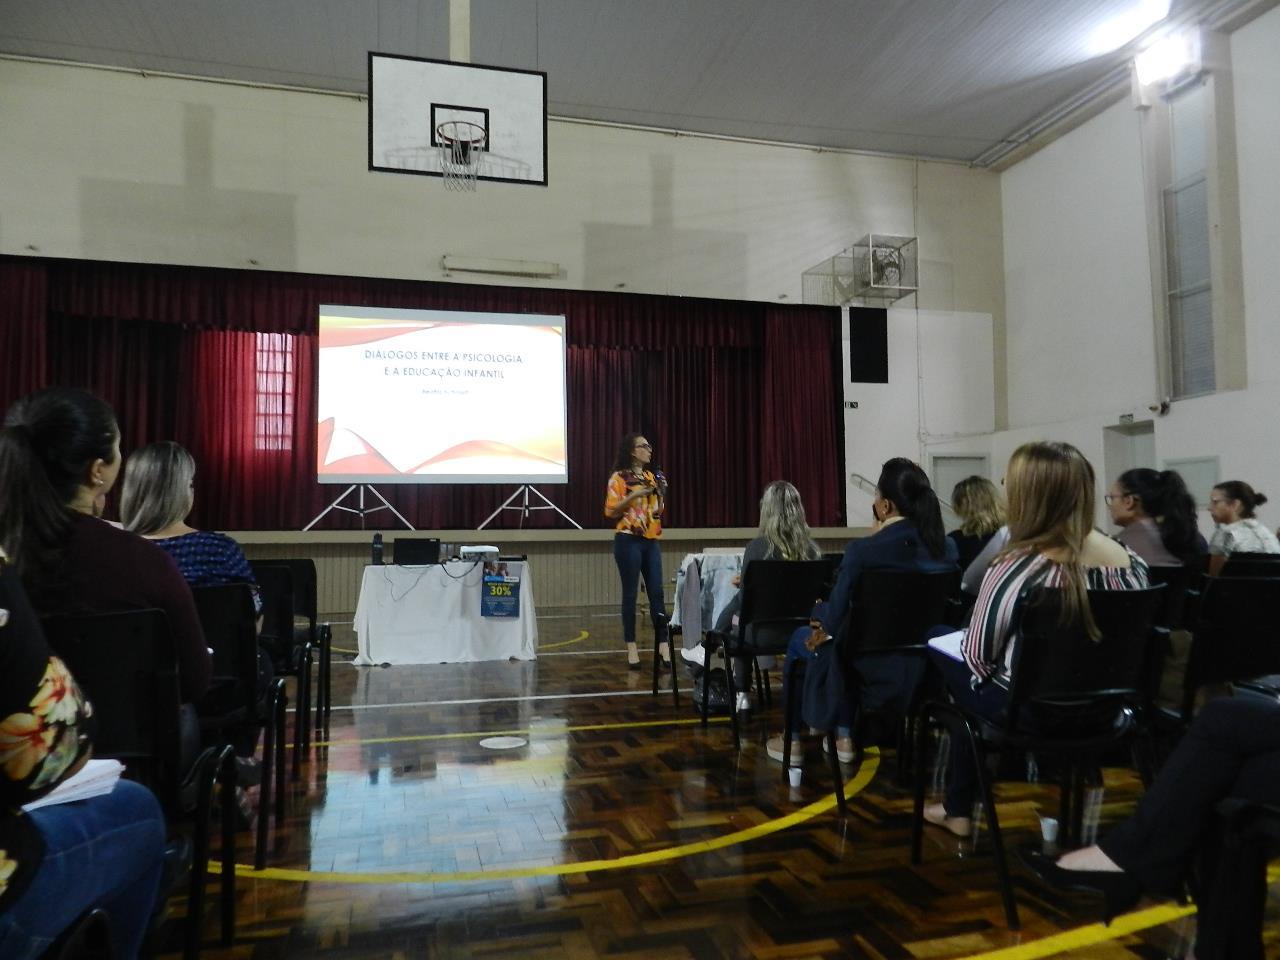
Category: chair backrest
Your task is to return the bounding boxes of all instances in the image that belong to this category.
[845,569,960,655]
[1220,554,1280,579]
[1144,564,1195,630]
[270,557,318,627]
[249,560,296,646]
[191,584,260,703]
[1185,576,1280,704]
[41,609,183,783]
[1006,586,1164,729]
[818,552,843,600]
[736,560,829,652]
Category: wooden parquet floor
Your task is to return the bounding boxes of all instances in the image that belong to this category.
[157,608,1279,959]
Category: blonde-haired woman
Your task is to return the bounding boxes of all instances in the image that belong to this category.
[947,476,1005,571]
[924,441,1149,838]
[715,481,820,630]
[120,441,260,615]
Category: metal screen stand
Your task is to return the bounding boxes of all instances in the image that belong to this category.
[303,484,414,531]
[478,485,581,530]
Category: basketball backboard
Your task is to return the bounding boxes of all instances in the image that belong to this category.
[369,52,547,187]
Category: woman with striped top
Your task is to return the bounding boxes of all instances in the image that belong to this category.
[924,441,1149,838]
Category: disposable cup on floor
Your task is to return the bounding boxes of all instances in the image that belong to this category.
[787,767,802,788]
[1039,816,1059,843]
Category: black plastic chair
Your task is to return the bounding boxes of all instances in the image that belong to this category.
[702,560,829,753]
[835,569,961,779]
[191,584,289,871]
[41,609,236,960]
[1182,576,1280,718]
[249,561,315,780]
[269,557,332,736]
[910,585,1165,930]
[1220,552,1280,579]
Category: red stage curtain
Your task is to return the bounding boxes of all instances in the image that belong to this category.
[6,255,845,530]
[0,260,49,413]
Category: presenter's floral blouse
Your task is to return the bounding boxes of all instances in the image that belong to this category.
[0,560,94,911]
[605,470,664,539]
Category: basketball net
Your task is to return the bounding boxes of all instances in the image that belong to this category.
[437,121,486,192]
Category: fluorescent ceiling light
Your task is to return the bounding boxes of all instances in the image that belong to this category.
[1088,0,1170,54]
[1134,29,1200,85]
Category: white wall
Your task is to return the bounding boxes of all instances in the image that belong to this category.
[843,307,996,524]
[0,59,1007,524]
[985,5,1280,531]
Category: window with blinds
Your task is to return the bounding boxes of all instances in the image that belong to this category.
[255,332,295,451]
[1162,81,1213,398]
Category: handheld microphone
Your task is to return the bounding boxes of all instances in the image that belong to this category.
[653,465,668,500]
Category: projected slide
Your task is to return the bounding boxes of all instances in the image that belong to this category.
[317,305,568,484]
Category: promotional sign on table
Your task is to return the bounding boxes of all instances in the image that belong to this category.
[481,561,521,618]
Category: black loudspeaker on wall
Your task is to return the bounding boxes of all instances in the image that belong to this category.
[848,307,888,384]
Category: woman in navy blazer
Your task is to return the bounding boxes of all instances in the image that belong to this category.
[767,458,958,765]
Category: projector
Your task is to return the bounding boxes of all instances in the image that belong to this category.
[459,545,500,562]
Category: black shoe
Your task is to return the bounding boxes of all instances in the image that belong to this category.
[1018,849,1142,924]
[235,756,262,787]
[627,660,642,671]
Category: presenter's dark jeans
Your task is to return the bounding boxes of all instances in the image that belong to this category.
[613,533,666,646]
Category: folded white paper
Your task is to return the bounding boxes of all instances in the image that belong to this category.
[926,629,966,662]
[22,758,124,812]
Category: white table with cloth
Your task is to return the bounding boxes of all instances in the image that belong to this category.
[671,551,743,654]
[353,560,538,665]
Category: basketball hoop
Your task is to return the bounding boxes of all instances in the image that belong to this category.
[436,120,487,191]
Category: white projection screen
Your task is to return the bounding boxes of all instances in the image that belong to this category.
[317,305,567,484]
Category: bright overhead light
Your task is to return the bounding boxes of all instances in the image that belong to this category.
[1134,29,1200,86]
[1088,0,1170,55]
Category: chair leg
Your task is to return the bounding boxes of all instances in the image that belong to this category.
[700,643,713,728]
[217,748,237,946]
[966,720,1019,930]
[255,689,275,871]
[781,661,801,784]
[651,623,661,697]
[761,668,773,708]
[1057,763,1076,849]
[274,687,288,825]
[910,705,932,865]
[186,750,219,960]
[724,652,741,750]
[826,730,847,816]
[669,627,680,707]
[315,624,332,736]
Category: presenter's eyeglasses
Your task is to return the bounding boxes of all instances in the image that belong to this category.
[634,442,652,450]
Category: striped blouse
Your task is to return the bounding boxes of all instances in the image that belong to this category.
[961,545,1150,687]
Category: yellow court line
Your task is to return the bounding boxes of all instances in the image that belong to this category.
[211,750,879,884]
[538,629,590,650]
[310,715,730,748]
[329,645,359,655]
[957,861,1280,958]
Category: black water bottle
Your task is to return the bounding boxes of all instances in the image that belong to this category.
[372,533,384,565]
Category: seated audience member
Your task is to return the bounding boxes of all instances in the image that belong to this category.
[924,441,1149,838]
[1022,695,1280,959]
[1207,480,1279,575]
[768,458,958,766]
[1106,468,1205,567]
[946,476,1005,571]
[713,481,822,711]
[120,442,262,617]
[0,388,210,702]
[0,550,167,959]
[961,523,1009,596]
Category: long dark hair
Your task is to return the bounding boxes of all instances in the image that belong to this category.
[877,457,947,559]
[1118,468,1200,562]
[612,432,648,473]
[1214,480,1268,519]
[0,388,119,582]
